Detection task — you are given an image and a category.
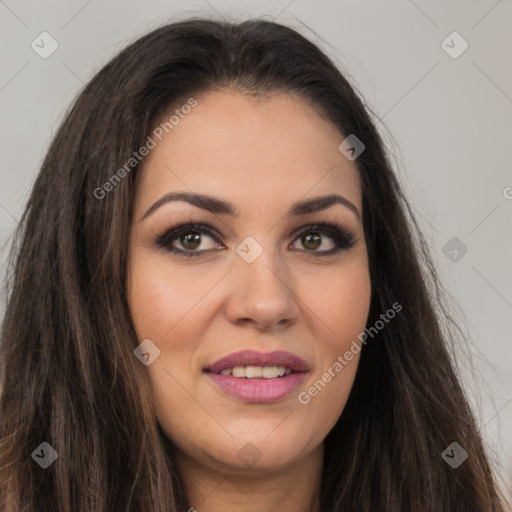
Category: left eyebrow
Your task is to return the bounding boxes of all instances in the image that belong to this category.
[140,192,361,222]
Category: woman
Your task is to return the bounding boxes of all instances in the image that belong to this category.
[0,17,508,512]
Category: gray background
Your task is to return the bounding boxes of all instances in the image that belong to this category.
[1,0,511,500]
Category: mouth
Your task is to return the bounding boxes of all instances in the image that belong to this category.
[211,365,295,379]
[204,350,309,403]
[205,349,309,374]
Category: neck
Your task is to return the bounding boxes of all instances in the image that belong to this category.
[176,444,323,512]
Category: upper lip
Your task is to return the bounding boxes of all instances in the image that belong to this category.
[206,349,309,374]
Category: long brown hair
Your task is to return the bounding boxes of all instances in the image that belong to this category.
[0,17,508,511]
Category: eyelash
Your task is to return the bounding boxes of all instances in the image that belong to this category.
[154,221,356,258]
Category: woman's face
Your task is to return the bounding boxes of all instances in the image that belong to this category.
[127,89,371,472]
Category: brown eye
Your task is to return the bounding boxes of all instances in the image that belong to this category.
[290,223,356,256]
[155,223,223,257]
[180,232,202,250]
[301,232,322,251]
[294,230,335,252]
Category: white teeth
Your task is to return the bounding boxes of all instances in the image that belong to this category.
[232,366,246,378]
[262,366,278,378]
[221,365,291,378]
[246,366,262,378]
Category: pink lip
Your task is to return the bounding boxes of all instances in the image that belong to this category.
[205,350,309,403]
[206,349,309,374]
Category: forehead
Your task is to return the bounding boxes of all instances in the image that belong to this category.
[135,89,362,216]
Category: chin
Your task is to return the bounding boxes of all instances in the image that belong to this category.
[214,430,318,473]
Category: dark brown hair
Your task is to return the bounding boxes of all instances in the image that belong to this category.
[0,16,508,512]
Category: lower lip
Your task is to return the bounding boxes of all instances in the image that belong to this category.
[206,371,307,403]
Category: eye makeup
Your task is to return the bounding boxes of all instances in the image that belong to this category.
[154,219,357,258]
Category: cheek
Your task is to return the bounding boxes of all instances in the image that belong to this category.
[128,254,211,342]
[298,263,371,427]
[127,254,219,402]
[127,257,209,436]
[305,259,372,349]
[325,265,371,380]
[328,269,371,343]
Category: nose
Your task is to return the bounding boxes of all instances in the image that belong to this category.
[224,246,300,331]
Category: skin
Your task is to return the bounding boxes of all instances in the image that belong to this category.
[126,89,372,512]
